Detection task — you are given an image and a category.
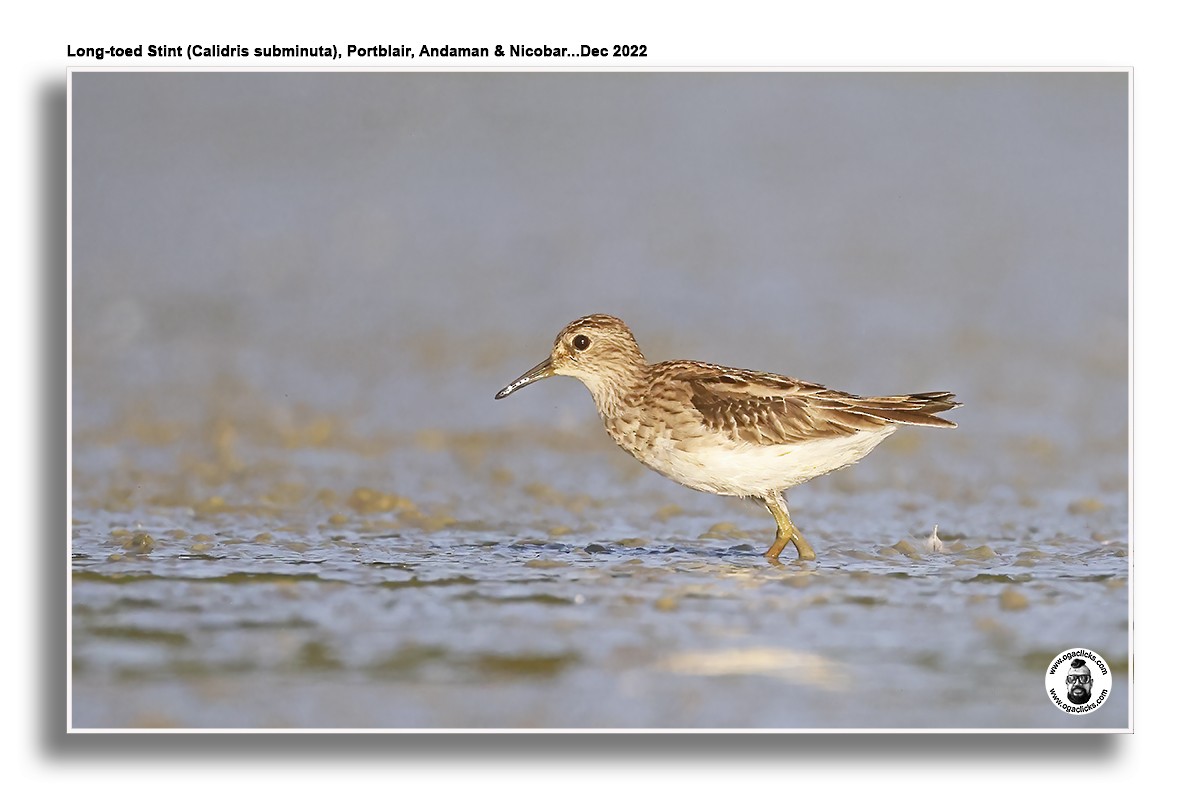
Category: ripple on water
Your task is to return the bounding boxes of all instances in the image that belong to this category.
[71,428,1127,729]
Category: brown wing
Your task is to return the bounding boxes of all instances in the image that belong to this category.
[679,363,959,446]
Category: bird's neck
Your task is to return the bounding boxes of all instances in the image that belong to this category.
[583,358,650,421]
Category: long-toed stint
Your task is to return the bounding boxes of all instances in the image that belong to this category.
[495,314,959,561]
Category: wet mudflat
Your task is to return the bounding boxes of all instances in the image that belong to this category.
[71,410,1128,729]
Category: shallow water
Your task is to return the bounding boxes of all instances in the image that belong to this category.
[70,72,1129,729]
[71,415,1128,729]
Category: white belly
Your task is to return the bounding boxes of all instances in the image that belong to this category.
[627,426,897,498]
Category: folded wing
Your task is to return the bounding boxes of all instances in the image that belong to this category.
[681,363,960,446]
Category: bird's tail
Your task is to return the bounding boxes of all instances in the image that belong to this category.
[850,391,961,428]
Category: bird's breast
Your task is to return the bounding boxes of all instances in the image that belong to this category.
[599,396,726,490]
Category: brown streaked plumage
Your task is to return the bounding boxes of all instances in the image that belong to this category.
[495,314,960,561]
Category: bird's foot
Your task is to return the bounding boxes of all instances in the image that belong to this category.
[789,530,816,561]
[765,527,816,562]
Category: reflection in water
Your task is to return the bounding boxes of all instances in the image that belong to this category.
[657,648,851,692]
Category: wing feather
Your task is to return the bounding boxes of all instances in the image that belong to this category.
[677,363,960,446]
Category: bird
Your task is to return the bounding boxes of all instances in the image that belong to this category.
[494,314,959,561]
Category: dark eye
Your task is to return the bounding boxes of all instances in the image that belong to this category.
[572,334,591,351]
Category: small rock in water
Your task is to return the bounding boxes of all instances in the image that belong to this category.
[957,545,997,561]
[126,532,156,554]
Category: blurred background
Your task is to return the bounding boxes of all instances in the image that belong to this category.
[70,71,1128,729]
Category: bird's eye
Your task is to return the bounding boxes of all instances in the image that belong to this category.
[572,334,591,351]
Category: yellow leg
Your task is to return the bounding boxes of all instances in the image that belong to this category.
[763,492,816,561]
